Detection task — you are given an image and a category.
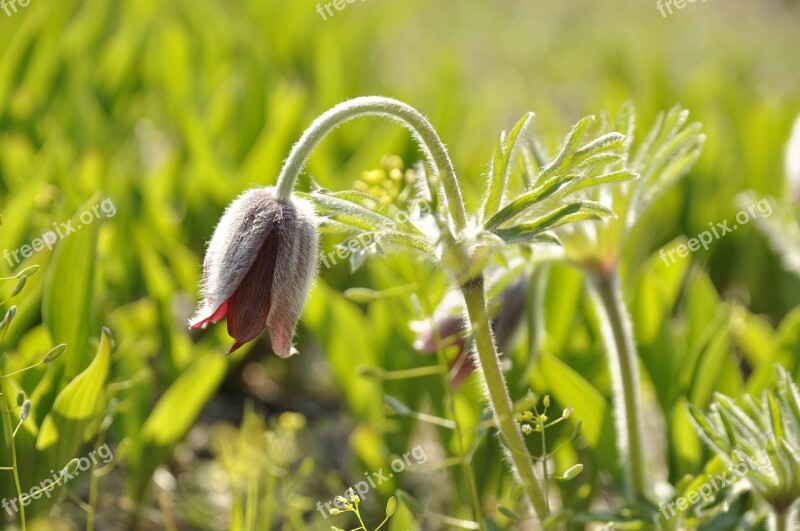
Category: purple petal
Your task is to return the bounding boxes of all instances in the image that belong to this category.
[226,230,279,352]
[265,196,318,358]
[190,189,280,326]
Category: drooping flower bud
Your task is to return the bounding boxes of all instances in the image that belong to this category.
[190,187,318,357]
[410,276,528,387]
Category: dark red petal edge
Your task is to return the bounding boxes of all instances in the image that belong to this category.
[226,228,280,353]
[189,301,229,330]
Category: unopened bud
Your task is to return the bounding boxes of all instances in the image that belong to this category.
[43,343,68,363]
[189,188,318,357]
[20,400,31,422]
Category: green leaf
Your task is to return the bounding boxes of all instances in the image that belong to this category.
[374,230,435,257]
[43,194,102,377]
[36,327,111,467]
[497,504,522,521]
[539,115,595,179]
[297,191,397,232]
[572,132,626,165]
[671,400,703,474]
[558,170,638,197]
[395,489,423,515]
[532,350,607,448]
[492,200,613,242]
[481,112,535,221]
[767,391,786,442]
[485,176,571,229]
[141,353,227,446]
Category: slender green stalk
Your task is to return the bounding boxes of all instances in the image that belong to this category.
[461,277,550,523]
[0,374,26,530]
[274,97,468,232]
[87,464,97,531]
[540,416,549,512]
[587,269,647,501]
[418,280,484,531]
[770,508,796,531]
[86,433,106,531]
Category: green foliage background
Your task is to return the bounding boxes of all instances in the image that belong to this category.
[0,0,799,529]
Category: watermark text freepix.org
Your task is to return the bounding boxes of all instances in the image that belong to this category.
[316,0,368,21]
[659,198,772,266]
[0,0,30,17]
[2,444,114,515]
[3,198,116,267]
[318,198,430,270]
[656,0,709,18]
[316,444,428,518]
[659,451,770,519]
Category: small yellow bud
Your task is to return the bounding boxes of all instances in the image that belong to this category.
[389,168,404,183]
[382,155,404,171]
[543,395,550,408]
[521,424,533,435]
[563,407,573,419]
[363,169,384,185]
[330,508,341,515]
[335,496,348,504]
[522,411,534,421]
[351,495,361,504]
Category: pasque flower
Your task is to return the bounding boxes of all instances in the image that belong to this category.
[190,187,318,356]
[411,276,527,387]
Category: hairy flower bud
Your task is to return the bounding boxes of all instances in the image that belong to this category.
[190,187,318,357]
[410,276,528,387]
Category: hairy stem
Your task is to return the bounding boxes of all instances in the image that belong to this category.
[587,269,647,501]
[275,96,468,232]
[770,506,797,531]
[417,275,484,530]
[461,277,550,523]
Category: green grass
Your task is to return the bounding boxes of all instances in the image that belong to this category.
[1,0,799,528]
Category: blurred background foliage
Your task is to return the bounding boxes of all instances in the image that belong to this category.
[0,0,799,529]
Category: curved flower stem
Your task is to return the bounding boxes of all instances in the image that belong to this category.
[586,269,647,501]
[275,96,468,232]
[461,277,550,523]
